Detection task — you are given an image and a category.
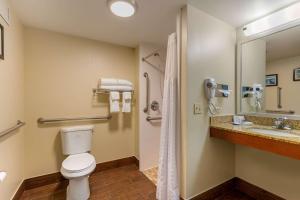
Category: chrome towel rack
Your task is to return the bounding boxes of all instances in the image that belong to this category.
[93,88,134,95]
[37,115,112,124]
[146,116,162,122]
[0,120,26,137]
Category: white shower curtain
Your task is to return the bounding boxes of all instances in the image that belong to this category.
[156,33,179,200]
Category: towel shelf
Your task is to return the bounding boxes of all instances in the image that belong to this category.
[93,88,134,95]
[146,116,162,122]
[37,115,112,124]
[0,120,26,137]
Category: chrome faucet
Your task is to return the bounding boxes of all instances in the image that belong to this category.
[273,117,291,130]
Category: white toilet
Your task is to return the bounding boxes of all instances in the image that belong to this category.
[60,125,96,200]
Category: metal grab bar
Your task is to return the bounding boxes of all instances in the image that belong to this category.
[143,72,150,113]
[37,115,112,124]
[0,121,26,137]
[277,87,282,109]
[266,110,295,115]
[146,116,162,122]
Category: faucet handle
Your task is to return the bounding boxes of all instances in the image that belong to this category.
[274,117,287,123]
[273,118,282,127]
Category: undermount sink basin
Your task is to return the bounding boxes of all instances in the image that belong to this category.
[248,128,300,138]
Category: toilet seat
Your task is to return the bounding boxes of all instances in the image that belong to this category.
[61,153,96,179]
[62,153,95,173]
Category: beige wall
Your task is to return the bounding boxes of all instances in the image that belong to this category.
[184,5,236,198]
[236,145,300,199]
[0,2,25,200]
[24,28,137,178]
[134,48,140,159]
[179,6,188,198]
[266,56,300,114]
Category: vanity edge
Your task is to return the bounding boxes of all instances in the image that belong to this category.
[210,125,300,160]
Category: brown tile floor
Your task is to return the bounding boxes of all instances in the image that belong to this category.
[20,164,255,200]
[20,164,156,200]
[215,190,255,200]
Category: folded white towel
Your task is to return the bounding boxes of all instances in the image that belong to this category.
[109,91,120,113]
[100,78,133,87]
[122,92,132,113]
[101,85,133,92]
[99,78,118,87]
[118,79,133,87]
[123,91,132,100]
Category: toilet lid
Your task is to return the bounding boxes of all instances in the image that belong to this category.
[62,153,95,173]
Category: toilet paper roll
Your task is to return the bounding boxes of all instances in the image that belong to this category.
[0,171,7,182]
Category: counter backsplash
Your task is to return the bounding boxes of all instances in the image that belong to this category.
[210,115,300,130]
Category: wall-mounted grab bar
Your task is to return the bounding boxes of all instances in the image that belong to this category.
[277,87,282,109]
[0,121,26,137]
[146,116,162,122]
[143,72,150,113]
[266,110,295,115]
[37,115,112,124]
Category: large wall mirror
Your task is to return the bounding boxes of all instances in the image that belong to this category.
[238,24,300,117]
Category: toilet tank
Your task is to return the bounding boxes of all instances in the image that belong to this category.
[60,125,94,155]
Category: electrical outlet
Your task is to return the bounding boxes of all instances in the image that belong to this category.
[194,103,202,115]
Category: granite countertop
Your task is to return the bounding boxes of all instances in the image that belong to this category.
[210,122,300,145]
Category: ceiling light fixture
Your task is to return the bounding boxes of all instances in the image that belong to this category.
[243,2,300,36]
[108,0,137,18]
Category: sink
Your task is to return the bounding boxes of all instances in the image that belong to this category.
[248,128,300,138]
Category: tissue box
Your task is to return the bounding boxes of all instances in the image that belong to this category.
[233,115,245,125]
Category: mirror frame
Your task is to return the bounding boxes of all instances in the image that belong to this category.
[236,19,300,119]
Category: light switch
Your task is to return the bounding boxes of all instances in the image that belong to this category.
[194,103,202,115]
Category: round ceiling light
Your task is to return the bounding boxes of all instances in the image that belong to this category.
[108,0,137,18]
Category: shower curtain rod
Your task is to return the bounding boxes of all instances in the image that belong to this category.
[142,49,161,60]
[142,49,165,73]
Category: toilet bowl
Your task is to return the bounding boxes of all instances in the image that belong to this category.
[61,153,96,200]
[60,125,95,199]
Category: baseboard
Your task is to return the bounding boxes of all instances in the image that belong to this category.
[233,177,284,200]
[12,181,25,200]
[24,171,66,190]
[13,156,139,199]
[94,156,139,173]
[190,178,235,200]
[190,177,284,200]
[134,156,139,167]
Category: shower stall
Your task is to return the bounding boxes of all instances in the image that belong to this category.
[138,44,166,177]
[138,33,180,199]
